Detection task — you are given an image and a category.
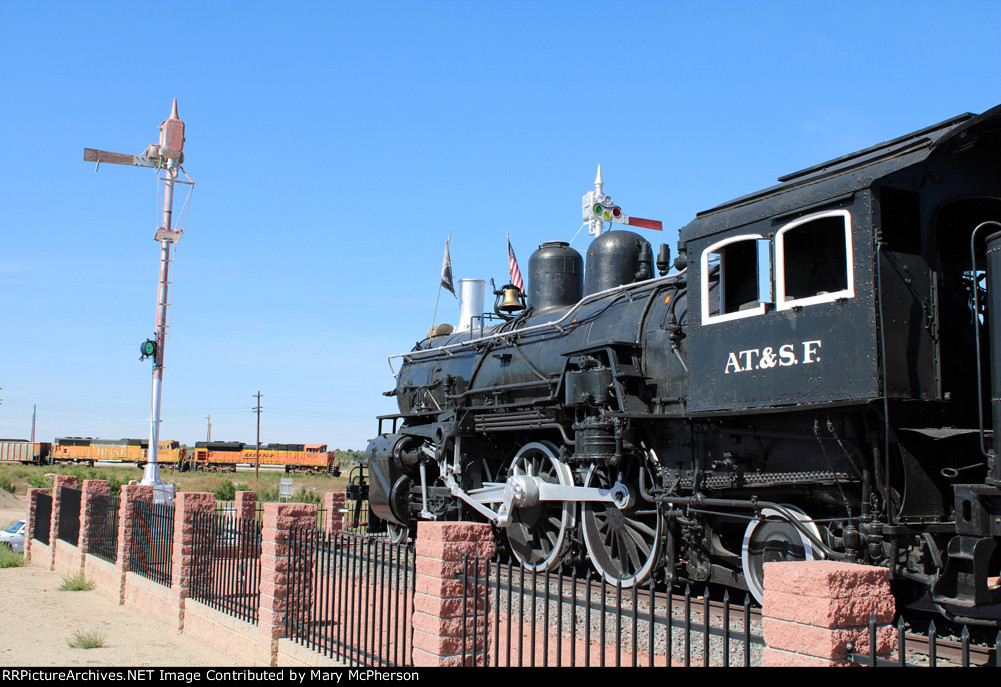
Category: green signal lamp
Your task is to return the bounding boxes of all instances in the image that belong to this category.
[140,338,157,361]
[592,200,621,222]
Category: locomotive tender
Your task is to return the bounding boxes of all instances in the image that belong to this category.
[366,105,1001,620]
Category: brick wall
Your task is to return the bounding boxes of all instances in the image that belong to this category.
[761,560,896,666]
[412,521,495,667]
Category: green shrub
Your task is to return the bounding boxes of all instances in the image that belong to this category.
[256,484,321,504]
[293,487,321,504]
[0,476,14,494]
[59,571,95,591]
[107,474,126,497]
[0,545,25,568]
[213,480,236,501]
[67,629,106,649]
[26,474,50,489]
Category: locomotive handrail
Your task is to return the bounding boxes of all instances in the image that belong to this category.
[970,220,1001,463]
[388,269,687,376]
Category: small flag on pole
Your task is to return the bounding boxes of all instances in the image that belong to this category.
[508,235,524,293]
[441,236,455,297]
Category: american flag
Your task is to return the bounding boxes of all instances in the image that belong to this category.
[508,237,524,293]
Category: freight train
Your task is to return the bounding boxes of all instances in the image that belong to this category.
[365,104,1001,622]
[0,437,187,468]
[0,437,341,475]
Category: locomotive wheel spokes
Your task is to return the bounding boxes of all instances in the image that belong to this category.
[581,460,663,587]
[505,441,575,572]
[741,505,824,605]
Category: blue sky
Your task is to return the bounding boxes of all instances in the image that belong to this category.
[1,2,998,450]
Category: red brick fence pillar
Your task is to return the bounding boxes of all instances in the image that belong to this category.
[256,501,318,666]
[324,491,345,533]
[235,490,257,522]
[24,487,48,565]
[171,492,217,630]
[761,560,897,666]
[114,483,154,604]
[412,521,496,667]
[48,475,79,571]
[79,479,111,569]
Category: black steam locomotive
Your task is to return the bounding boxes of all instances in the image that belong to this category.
[367,104,1001,621]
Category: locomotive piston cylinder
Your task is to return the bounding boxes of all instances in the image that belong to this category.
[572,416,617,463]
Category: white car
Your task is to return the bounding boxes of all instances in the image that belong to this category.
[0,519,26,553]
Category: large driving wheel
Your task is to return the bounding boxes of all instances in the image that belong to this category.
[505,441,575,572]
[741,505,824,604]
[581,459,663,587]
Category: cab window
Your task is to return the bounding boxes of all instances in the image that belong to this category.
[776,209,854,308]
[701,234,766,324]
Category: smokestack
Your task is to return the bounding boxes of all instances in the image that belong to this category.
[456,279,485,333]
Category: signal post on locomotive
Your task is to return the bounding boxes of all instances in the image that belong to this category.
[366,105,1001,624]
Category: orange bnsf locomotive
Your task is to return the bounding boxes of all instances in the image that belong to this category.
[192,441,340,475]
[50,437,189,469]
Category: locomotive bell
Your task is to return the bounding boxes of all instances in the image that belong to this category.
[499,286,525,312]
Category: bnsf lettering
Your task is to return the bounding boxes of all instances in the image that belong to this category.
[725,340,822,374]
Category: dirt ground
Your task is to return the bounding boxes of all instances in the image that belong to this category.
[0,496,243,667]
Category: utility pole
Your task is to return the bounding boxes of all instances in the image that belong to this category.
[85,100,193,504]
[253,392,262,479]
[31,405,36,443]
[206,414,212,442]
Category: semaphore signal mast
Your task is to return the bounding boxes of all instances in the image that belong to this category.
[582,164,663,237]
[84,99,193,503]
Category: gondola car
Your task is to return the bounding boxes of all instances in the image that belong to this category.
[0,440,52,466]
[366,104,1001,622]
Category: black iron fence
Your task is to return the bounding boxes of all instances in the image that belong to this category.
[189,509,263,624]
[33,492,51,545]
[286,525,416,667]
[214,502,327,531]
[847,615,1001,667]
[88,493,120,564]
[456,559,763,668]
[130,500,175,586]
[57,487,81,546]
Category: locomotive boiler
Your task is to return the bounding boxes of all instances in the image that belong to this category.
[366,104,1001,621]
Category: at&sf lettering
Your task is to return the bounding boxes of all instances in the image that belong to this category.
[725,340,822,374]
